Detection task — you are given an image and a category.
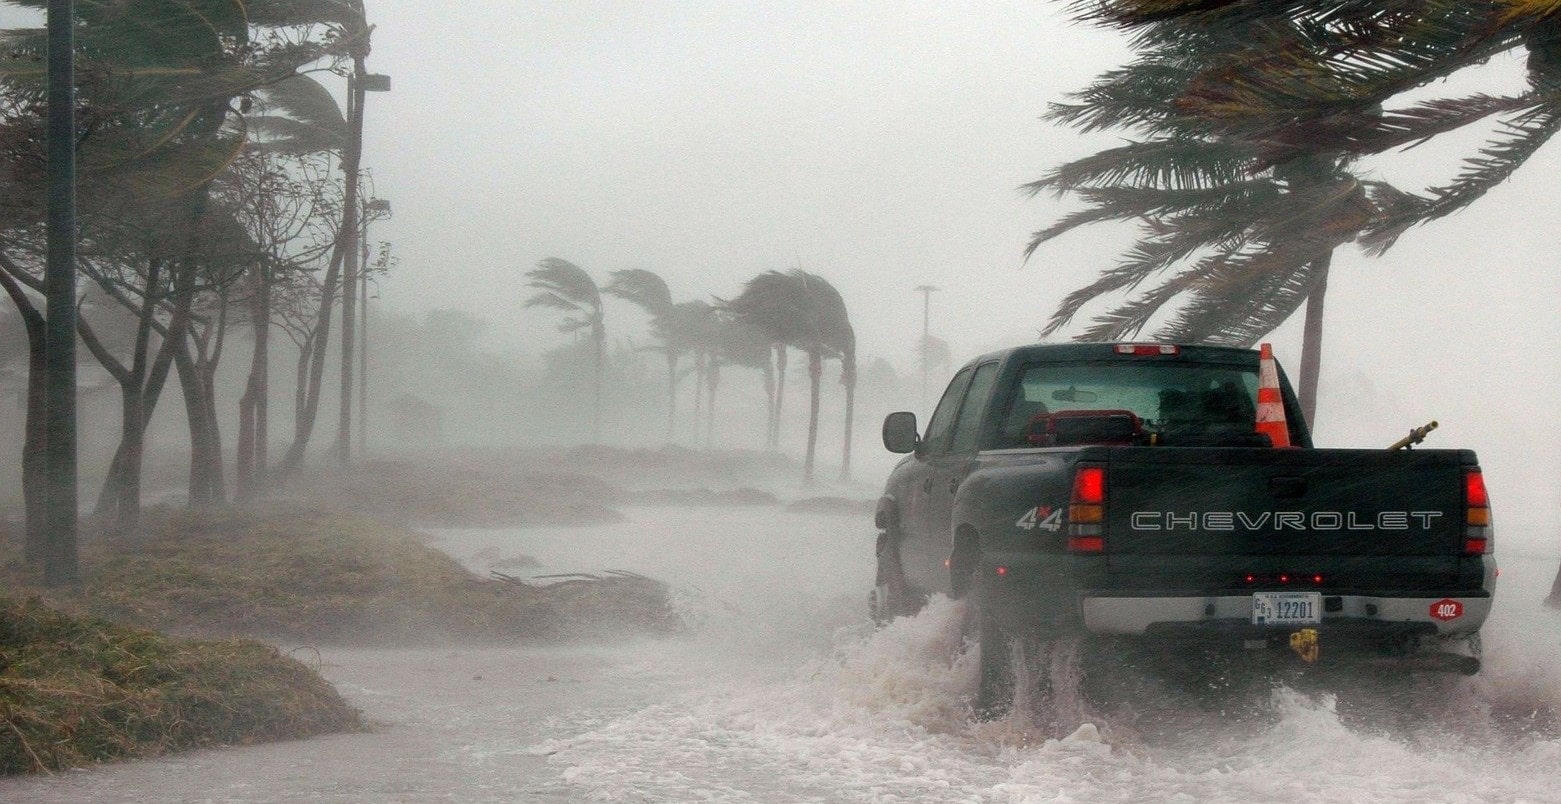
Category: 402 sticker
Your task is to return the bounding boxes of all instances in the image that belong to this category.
[1015,505,1063,533]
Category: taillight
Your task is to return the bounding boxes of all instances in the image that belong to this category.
[1069,466,1106,552]
[1464,469,1491,555]
[1114,343,1180,356]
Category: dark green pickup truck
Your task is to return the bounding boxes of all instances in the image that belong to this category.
[870,343,1495,718]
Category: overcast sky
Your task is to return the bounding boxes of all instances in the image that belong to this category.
[355,2,1561,553]
[4,3,1560,553]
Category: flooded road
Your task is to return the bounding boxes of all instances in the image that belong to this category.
[4,505,1561,802]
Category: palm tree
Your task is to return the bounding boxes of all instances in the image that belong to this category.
[1030,18,1377,426]
[725,270,852,483]
[723,271,809,453]
[603,268,687,439]
[526,258,606,441]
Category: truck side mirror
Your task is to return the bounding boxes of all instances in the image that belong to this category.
[883,411,919,454]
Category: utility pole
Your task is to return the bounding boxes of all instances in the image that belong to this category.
[914,285,938,408]
[43,0,79,585]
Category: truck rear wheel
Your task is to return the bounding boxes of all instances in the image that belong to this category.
[974,607,1019,720]
[870,531,924,624]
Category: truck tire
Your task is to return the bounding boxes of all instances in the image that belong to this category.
[974,605,1019,720]
[949,528,980,600]
[870,531,924,624]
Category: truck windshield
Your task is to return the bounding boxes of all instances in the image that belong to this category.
[994,361,1260,448]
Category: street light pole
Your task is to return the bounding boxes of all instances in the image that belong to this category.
[43,0,79,585]
[335,59,389,469]
[914,285,938,408]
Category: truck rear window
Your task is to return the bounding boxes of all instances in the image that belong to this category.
[994,361,1260,448]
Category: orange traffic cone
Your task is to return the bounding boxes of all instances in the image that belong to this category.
[1256,343,1292,448]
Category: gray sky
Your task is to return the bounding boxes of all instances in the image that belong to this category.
[363,1,1129,361]
[360,2,1561,552]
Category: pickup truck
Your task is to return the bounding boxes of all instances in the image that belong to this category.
[870,342,1495,719]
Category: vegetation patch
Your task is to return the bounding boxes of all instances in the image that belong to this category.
[303,460,623,527]
[786,496,876,516]
[628,487,779,507]
[1,506,681,645]
[0,595,362,775]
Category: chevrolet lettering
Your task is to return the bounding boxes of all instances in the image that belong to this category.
[1128,511,1447,531]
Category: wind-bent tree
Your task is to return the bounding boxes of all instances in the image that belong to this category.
[723,271,807,452]
[237,73,348,494]
[1029,18,1376,426]
[724,269,852,483]
[525,258,607,441]
[792,271,854,484]
[604,268,688,439]
[1,0,340,538]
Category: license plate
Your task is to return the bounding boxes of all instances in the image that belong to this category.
[1251,591,1322,626]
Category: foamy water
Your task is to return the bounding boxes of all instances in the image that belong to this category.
[439,509,1561,803]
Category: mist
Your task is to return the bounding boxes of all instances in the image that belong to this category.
[4,2,1561,801]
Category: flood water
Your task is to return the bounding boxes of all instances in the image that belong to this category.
[4,505,1561,802]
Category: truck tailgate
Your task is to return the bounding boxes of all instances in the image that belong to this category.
[1102,447,1472,589]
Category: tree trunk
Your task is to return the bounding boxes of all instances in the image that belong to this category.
[1298,255,1330,430]
[238,263,272,501]
[665,353,677,440]
[706,360,720,448]
[771,344,788,451]
[691,350,705,443]
[803,348,822,485]
[592,325,605,443]
[761,354,775,450]
[175,341,214,506]
[841,361,855,482]
[0,264,48,563]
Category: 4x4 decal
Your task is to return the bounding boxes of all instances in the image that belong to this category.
[1016,505,1063,532]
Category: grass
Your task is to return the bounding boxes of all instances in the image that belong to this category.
[0,595,362,775]
[1,504,682,645]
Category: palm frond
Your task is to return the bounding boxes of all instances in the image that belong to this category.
[1025,137,1256,197]
[522,290,585,314]
[603,268,673,316]
[1361,104,1561,252]
[526,257,601,310]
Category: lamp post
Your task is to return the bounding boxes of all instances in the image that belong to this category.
[359,197,391,458]
[336,68,389,468]
[914,285,938,408]
[42,0,78,585]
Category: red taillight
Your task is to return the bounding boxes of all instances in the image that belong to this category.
[1068,466,1107,553]
[1067,536,1105,553]
[995,565,1010,576]
[1072,467,1105,505]
[1465,471,1489,508]
[1114,343,1180,356]
[1279,574,1290,584]
[1312,574,1324,585]
[1244,574,1255,584]
[1464,469,1492,555]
